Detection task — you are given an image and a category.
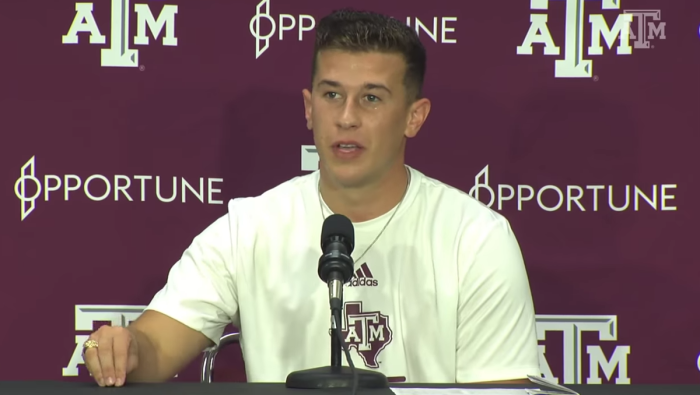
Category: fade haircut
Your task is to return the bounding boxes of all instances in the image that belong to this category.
[311,9,427,102]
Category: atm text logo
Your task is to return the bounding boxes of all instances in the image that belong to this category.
[62,0,178,68]
[517,0,666,78]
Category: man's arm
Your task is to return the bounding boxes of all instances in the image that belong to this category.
[128,209,242,382]
[455,214,541,383]
[126,310,214,383]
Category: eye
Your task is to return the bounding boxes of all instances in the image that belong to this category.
[324,92,339,99]
[365,95,380,103]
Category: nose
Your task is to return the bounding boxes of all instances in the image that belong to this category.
[336,98,361,130]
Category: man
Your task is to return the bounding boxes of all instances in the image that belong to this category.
[82,9,541,387]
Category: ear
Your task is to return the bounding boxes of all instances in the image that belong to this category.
[302,89,313,130]
[404,98,431,139]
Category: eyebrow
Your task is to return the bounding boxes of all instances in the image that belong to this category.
[317,79,392,95]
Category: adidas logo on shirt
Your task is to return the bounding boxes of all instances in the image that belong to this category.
[348,263,378,287]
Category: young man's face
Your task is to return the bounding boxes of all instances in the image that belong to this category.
[303,49,430,189]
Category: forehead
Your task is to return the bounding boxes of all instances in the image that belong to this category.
[314,50,407,86]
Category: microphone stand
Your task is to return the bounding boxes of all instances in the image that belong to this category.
[330,307,342,368]
[285,268,388,389]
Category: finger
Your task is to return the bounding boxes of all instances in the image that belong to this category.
[112,330,131,387]
[97,336,116,386]
[83,340,104,387]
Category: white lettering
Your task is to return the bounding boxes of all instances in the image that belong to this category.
[278,14,295,40]
[566,185,585,211]
[538,344,559,383]
[156,176,177,203]
[345,327,361,344]
[406,17,458,43]
[298,15,315,40]
[62,3,106,45]
[586,345,631,384]
[589,14,633,55]
[516,14,559,55]
[498,184,515,210]
[537,185,563,212]
[368,325,385,342]
[415,17,438,42]
[63,0,178,68]
[536,314,629,385]
[85,175,111,201]
[608,185,630,212]
[134,175,152,201]
[442,17,457,43]
[44,175,62,201]
[64,175,81,200]
[101,0,139,67]
[625,10,665,49]
[586,185,605,211]
[16,158,224,219]
[634,185,656,210]
[133,4,179,46]
[32,174,222,204]
[63,334,90,376]
[518,185,535,210]
[182,178,204,203]
[114,175,133,201]
[647,22,666,40]
[474,178,678,212]
[661,184,677,211]
[208,178,224,204]
[518,0,635,78]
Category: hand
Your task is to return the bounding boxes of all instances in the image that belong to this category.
[83,325,139,387]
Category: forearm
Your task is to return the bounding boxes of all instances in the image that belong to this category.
[124,312,213,383]
[125,325,172,383]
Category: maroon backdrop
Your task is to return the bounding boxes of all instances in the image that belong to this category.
[1,0,699,385]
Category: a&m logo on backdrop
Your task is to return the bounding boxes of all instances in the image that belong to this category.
[62,305,146,376]
[516,0,666,78]
[537,315,631,384]
[61,0,178,68]
[60,305,633,384]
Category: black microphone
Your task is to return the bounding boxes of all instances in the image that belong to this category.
[318,214,355,313]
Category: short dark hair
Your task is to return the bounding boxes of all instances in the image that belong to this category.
[312,9,427,101]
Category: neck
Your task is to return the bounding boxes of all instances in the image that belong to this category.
[319,162,409,223]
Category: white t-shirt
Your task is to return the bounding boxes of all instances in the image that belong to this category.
[146,166,541,383]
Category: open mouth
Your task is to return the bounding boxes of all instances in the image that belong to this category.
[332,142,364,158]
[336,143,362,151]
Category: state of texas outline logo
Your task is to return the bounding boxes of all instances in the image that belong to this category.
[340,301,393,368]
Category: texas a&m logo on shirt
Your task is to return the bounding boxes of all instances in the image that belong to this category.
[341,301,392,368]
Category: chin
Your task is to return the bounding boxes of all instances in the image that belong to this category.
[324,165,369,187]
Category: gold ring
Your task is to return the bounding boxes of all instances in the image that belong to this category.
[83,339,99,353]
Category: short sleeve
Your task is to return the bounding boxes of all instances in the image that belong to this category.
[145,209,240,346]
[456,215,541,383]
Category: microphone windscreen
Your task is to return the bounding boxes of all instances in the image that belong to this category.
[321,214,355,253]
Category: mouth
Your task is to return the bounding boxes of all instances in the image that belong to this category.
[331,141,365,158]
[333,141,364,150]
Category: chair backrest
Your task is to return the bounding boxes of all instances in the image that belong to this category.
[200,332,240,383]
